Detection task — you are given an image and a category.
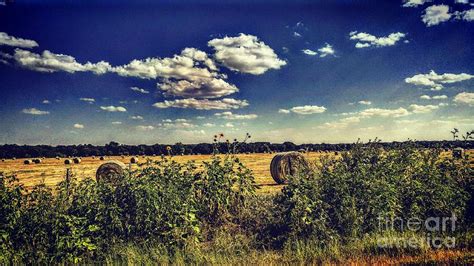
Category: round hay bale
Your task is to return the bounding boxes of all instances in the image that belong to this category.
[73,158,81,164]
[99,156,105,160]
[64,159,72,165]
[96,160,127,185]
[92,156,96,159]
[270,152,309,184]
[33,158,42,164]
[24,159,32,165]
[130,157,139,164]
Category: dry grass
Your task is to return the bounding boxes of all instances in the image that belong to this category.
[0,150,472,194]
[0,152,326,194]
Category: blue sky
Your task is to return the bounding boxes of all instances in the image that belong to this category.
[0,0,473,145]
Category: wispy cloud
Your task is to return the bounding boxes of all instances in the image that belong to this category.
[279,105,326,115]
[0,32,38,48]
[130,87,150,94]
[22,108,49,115]
[153,98,248,110]
[214,111,258,120]
[73,123,84,129]
[349,31,406,48]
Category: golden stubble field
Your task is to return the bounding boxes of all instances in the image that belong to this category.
[0,152,328,194]
[1,150,472,194]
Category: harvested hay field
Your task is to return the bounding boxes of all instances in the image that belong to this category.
[1,150,472,194]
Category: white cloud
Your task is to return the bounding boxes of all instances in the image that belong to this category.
[22,108,49,115]
[359,107,410,118]
[455,0,469,4]
[455,9,474,21]
[302,49,317,56]
[405,70,473,90]
[136,125,155,131]
[153,98,248,110]
[0,32,38,48]
[130,87,150,94]
[318,43,335,57]
[293,32,302,38]
[158,77,238,99]
[358,100,372,105]
[433,95,448,99]
[79,97,95,103]
[409,104,439,113]
[100,106,127,112]
[130,115,143,120]
[349,31,406,48]
[420,95,431,99]
[111,121,122,125]
[453,92,474,105]
[224,122,234,128]
[202,123,216,127]
[208,33,286,75]
[42,100,50,104]
[422,5,452,26]
[159,121,195,129]
[279,105,327,115]
[13,49,111,74]
[73,123,84,129]
[403,0,431,8]
[214,111,258,120]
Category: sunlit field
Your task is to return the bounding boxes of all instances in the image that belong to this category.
[0,152,329,194]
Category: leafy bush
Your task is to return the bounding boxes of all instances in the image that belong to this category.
[276,141,472,246]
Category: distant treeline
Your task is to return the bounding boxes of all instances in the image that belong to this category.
[0,140,473,159]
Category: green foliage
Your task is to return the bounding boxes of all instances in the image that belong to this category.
[0,154,258,263]
[277,141,472,247]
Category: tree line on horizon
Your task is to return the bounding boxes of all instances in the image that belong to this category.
[0,140,473,159]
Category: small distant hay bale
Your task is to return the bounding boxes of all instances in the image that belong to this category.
[453,148,464,159]
[96,160,126,185]
[33,159,42,164]
[1,159,5,162]
[270,152,309,184]
[334,151,339,155]
[64,159,72,165]
[24,159,32,165]
[12,157,16,160]
[73,158,82,164]
[56,156,60,160]
[92,156,96,159]
[100,156,105,160]
[130,157,139,164]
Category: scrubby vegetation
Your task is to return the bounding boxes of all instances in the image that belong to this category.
[0,141,473,264]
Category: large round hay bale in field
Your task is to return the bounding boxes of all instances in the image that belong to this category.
[270,152,309,184]
[33,158,42,164]
[64,159,72,165]
[130,157,139,164]
[96,160,127,185]
[73,158,81,164]
[99,156,105,160]
[24,159,32,165]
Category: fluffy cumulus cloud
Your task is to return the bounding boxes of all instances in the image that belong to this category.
[214,111,258,120]
[73,123,84,129]
[455,9,474,21]
[208,33,286,75]
[349,31,406,48]
[453,92,474,105]
[278,105,327,115]
[0,32,38,48]
[422,5,452,26]
[420,94,448,100]
[318,43,335,57]
[403,0,431,8]
[13,49,111,74]
[153,98,249,110]
[115,48,238,99]
[159,77,238,99]
[409,104,439,113]
[130,87,149,94]
[100,106,127,112]
[22,108,49,115]
[405,70,473,90]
